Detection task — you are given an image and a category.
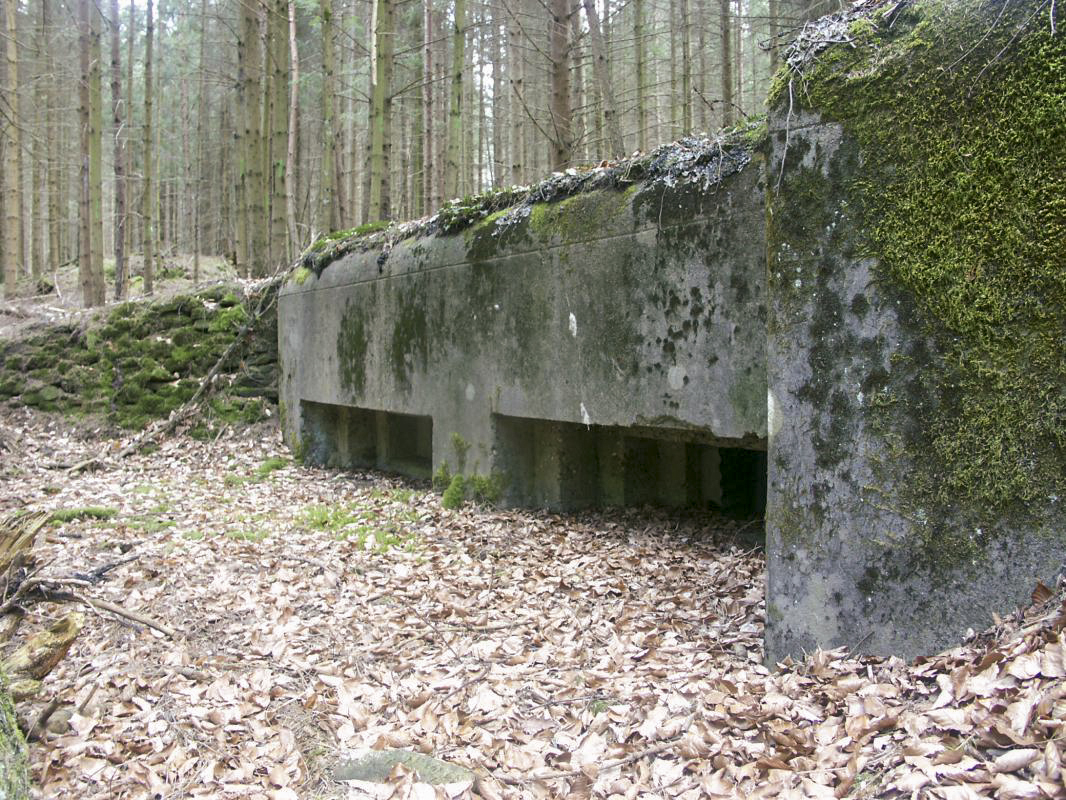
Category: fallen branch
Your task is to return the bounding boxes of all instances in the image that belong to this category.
[25,696,61,742]
[53,592,177,639]
[497,736,683,786]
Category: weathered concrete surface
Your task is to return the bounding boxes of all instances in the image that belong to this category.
[280,150,768,509]
[764,0,1066,661]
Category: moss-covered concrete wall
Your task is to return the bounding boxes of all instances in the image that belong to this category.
[279,140,768,505]
[765,0,1065,660]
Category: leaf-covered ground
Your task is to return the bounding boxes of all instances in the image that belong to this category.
[0,408,1062,799]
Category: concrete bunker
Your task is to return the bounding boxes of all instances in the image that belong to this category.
[280,0,1063,663]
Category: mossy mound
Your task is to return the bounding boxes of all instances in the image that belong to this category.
[773,0,1064,537]
[0,283,279,433]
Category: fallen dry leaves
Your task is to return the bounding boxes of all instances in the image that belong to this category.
[0,407,1063,799]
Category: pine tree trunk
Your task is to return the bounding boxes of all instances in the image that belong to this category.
[141,0,155,294]
[582,0,624,158]
[321,0,338,231]
[634,0,647,152]
[680,0,691,133]
[421,0,433,212]
[548,0,572,170]
[125,0,135,265]
[43,0,60,275]
[285,0,299,254]
[193,0,207,282]
[31,2,46,281]
[2,0,19,299]
[719,0,733,127]
[443,0,464,201]
[267,0,289,271]
[110,0,127,299]
[507,8,523,184]
[78,0,93,304]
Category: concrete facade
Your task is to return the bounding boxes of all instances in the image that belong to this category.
[279,158,769,513]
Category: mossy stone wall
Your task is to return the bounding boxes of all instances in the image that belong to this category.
[765,0,1065,660]
[0,284,279,436]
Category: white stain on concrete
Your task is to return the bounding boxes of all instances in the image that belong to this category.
[568,313,578,338]
[580,402,591,427]
[768,389,783,439]
[465,383,476,401]
[667,365,687,391]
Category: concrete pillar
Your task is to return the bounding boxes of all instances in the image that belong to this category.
[597,430,625,506]
[700,446,722,507]
[657,441,688,507]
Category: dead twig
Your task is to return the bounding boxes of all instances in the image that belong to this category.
[25,696,61,741]
[497,735,685,786]
[47,590,177,639]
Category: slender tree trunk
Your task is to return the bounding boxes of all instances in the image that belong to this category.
[78,0,93,304]
[443,0,464,200]
[239,0,266,276]
[719,0,733,127]
[768,0,780,72]
[490,4,502,186]
[697,0,708,131]
[44,0,60,276]
[89,0,105,304]
[321,0,338,231]
[582,0,623,158]
[2,0,19,299]
[548,0,573,170]
[141,0,155,294]
[110,0,127,299]
[507,5,523,184]
[193,0,207,282]
[634,0,647,151]
[368,0,392,221]
[680,0,692,133]
[267,0,289,270]
[125,0,134,263]
[421,0,434,212]
[31,2,46,280]
[285,0,299,253]
[734,0,742,116]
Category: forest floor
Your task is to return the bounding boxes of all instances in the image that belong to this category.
[0,407,1063,800]
[0,254,234,340]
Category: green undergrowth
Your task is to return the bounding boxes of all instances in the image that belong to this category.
[50,507,119,524]
[783,0,1065,533]
[436,467,504,510]
[0,283,278,435]
[301,502,418,554]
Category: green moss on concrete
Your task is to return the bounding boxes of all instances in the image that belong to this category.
[529,189,633,244]
[338,300,370,396]
[780,0,1065,547]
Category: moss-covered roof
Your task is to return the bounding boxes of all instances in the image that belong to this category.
[299,120,766,277]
